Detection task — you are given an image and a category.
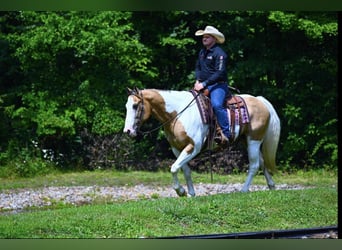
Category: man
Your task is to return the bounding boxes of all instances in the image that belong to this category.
[193,25,231,145]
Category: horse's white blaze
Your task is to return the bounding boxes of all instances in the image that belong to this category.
[123,96,137,136]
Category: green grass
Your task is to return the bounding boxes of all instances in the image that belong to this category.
[0,169,337,238]
[0,187,337,238]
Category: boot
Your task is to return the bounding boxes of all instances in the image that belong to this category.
[214,125,229,145]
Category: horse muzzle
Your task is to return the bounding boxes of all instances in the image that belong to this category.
[123,128,137,137]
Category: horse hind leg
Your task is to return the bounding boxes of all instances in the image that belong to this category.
[260,152,275,190]
[263,168,275,190]
[241,139,262,192]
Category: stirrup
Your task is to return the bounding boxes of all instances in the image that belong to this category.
[214,134,229,145]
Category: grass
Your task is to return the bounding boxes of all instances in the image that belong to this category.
[0,188,337,238]
[0,169,338,238]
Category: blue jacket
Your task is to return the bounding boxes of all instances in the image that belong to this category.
[195,44,228,88]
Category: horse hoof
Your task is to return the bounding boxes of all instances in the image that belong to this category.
[175,187,187,197]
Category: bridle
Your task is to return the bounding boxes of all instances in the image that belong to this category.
[132,92,145,133]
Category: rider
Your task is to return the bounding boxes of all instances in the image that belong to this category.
[193,25,231,145]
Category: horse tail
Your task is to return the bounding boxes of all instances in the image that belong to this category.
[257,96,281,173]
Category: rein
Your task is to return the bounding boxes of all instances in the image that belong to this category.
[137,90,202,136]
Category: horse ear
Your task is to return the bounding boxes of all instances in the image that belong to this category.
[134,86,140,93]
[127,87,133,95]
[126,87,141,97]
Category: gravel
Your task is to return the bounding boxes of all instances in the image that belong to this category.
[0,183,307,213]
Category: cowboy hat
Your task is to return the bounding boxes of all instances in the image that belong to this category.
[195,25,225,44]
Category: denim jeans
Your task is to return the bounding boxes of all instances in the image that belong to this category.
[207,82,230,138]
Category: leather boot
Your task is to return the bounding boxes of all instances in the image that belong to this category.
[214,125,229,145]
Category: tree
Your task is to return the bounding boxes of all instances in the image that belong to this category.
[0,11,337,176]
[1,11,156,170]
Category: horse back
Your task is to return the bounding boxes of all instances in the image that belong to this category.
[238,94,270,140]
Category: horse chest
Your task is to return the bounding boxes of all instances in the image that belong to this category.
[164,125,193,151]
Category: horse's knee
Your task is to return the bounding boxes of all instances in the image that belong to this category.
[171,164,180,173]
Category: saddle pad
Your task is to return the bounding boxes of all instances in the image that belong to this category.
[237,105,249,124]
[190,90,212,124]
[227,95,250,124]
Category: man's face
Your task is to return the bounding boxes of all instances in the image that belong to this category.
[202,35,216,48]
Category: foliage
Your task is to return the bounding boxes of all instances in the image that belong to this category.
[0,11,338,176]
[79,131,158,171]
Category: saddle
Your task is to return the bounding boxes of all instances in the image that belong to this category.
[226,95,250,139]
[190,90,250,147]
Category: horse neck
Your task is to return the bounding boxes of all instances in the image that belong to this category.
[142,89,189,123]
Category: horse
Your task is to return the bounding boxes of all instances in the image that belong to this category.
[123,87,281,197]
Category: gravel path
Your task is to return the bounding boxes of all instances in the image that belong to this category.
[0,183,307,212]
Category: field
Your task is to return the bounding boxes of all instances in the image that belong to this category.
[0,169,338,238]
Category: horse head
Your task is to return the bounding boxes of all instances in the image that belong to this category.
[123,87,148,137]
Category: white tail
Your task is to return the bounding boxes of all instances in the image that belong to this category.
[257,96,281,173]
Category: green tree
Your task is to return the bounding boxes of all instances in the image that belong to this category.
[265,11,337,168]
[1,11,156,171]
[0,11,337,176]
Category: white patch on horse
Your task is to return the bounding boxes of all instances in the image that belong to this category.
[123,96,137,136]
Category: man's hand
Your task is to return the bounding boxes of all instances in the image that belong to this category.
[194,81,204,91]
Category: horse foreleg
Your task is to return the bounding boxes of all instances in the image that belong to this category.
[241,140,262,192]
[171,146,197,197]
[171,164,195,197]
[172,172,187,197]
[182,163,195,196]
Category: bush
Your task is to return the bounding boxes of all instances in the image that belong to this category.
[0,146,55,178]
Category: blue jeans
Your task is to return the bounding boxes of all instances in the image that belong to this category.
[207,83,230,138]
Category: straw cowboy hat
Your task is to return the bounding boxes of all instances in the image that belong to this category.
[195,25,225,44]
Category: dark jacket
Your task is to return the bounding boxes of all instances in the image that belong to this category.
[195,44,228,87]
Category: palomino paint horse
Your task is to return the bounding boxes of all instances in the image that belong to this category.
[123,87,281,197]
